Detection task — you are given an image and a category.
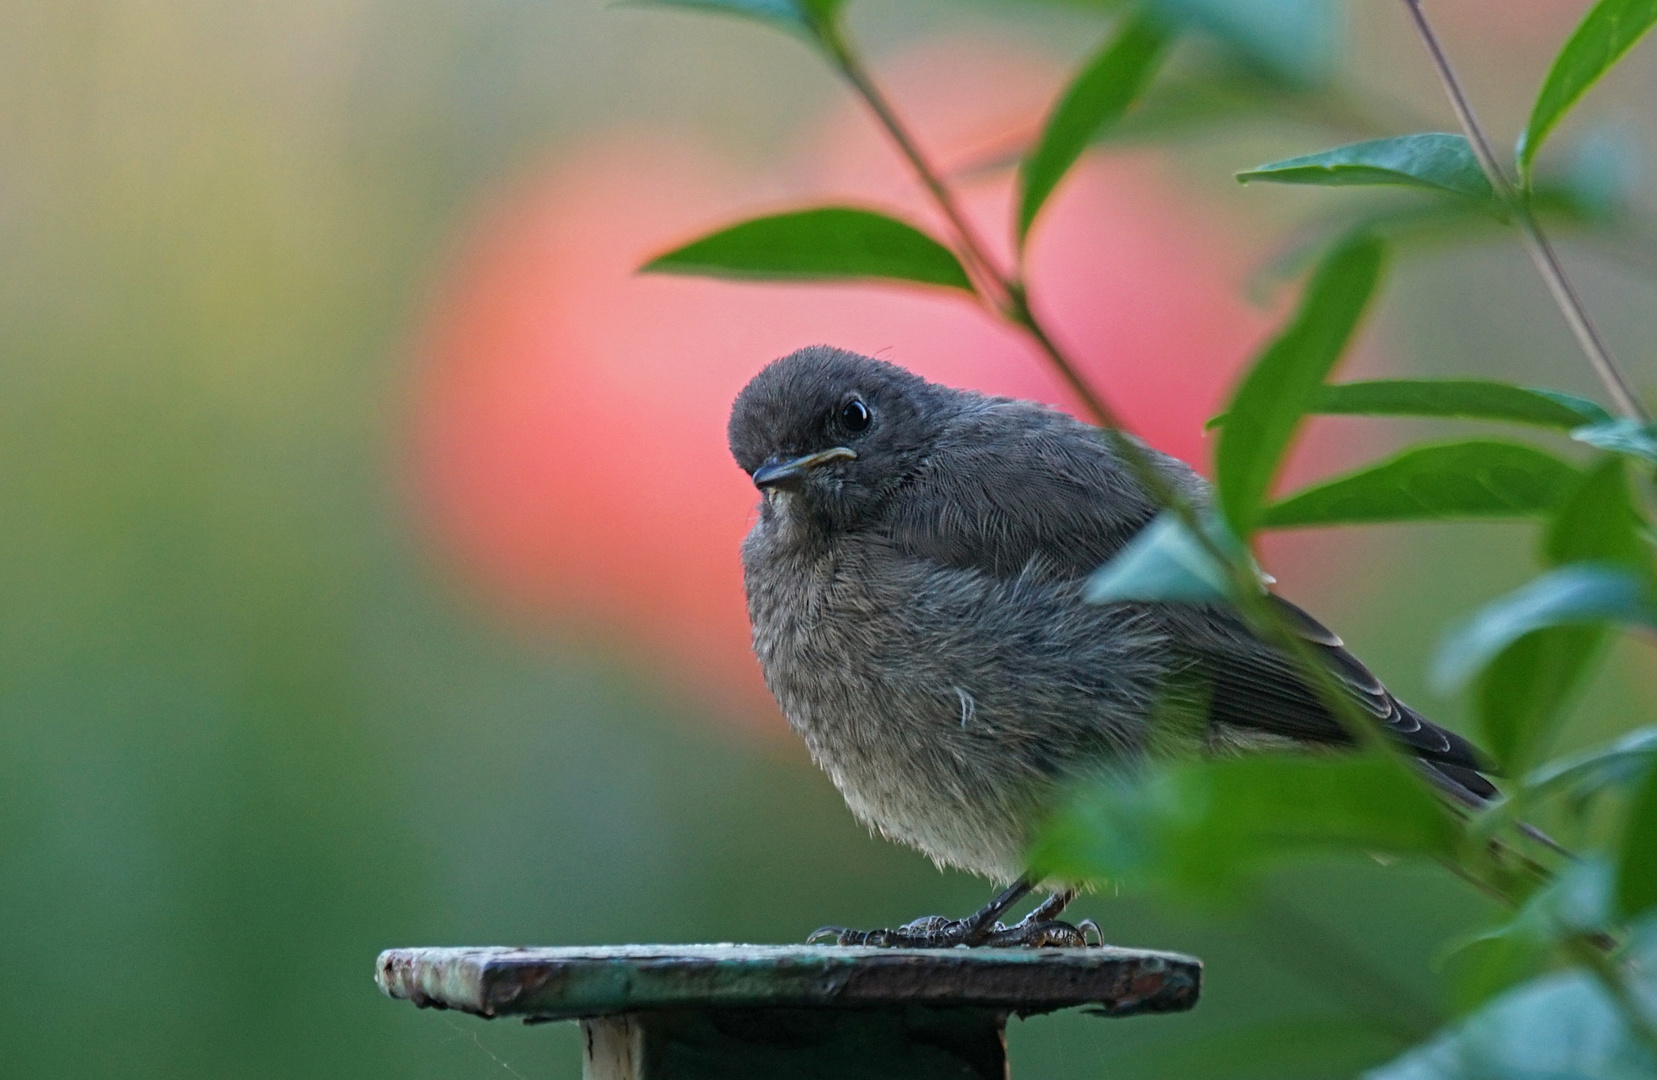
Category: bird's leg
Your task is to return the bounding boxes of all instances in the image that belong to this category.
[807,880,1033,948]
[978,889,1105,948]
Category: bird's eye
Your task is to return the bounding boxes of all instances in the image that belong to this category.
[840,398,871,433]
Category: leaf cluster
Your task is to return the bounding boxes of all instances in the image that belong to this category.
[632,0,1657,1072]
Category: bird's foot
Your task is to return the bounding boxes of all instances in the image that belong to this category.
[980,916,1105,948]
[807,915,990,948]
[807,886,1105,949]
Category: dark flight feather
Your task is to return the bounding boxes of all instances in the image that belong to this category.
[881,391,1496,801]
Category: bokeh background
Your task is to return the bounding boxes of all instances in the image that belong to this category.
[2,0,1654,1076]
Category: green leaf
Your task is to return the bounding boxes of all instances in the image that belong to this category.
[1373,962,1657,1080]
[1521,856,1618,937]
[1236,134,1493,201]
[1439,932,1551,1019]
[634,0,841,36]
[1207,381,1610,432]
[1149,0,1339,86]
[1085,512,1242,606]
[1259,440,1582,530]
[1525,726,1657,802]
[1518,0,1657,181]
[1032,754,1458,900]
[1619,757,1657,920]
[1432,564,1657,694]
[1217,233,1386,536]
[1573,417,1657,463]
[1018,13,1174,239]
[1544,456,1648,568]
[1439,859,1615,1017]
[1476,458,1647,772]
[1313,380,1611,429]
[641,208,974,292]
[1475,626,1606,776]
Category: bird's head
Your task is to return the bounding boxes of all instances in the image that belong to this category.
[729,346,940,532]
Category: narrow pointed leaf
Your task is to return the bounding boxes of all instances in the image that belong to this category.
[1477,458,1646,772]
[1085,512,1240,606]
[1259,440,1581,530]
[1150,0,1339,86]
[1441,860,1615,1014]
[1217,233,1385,536]
[1619,759,1657,919]
[1519,0,1657,180]
[1372,966,1657,1080]
[635,0,841,36]
[1525,726,1657,801]
[642,208,974,292]
[1209,380,1610,431]
[1236,134,1493,201]
[1433,564,1657,694]
[1573,417,1657,462]
[1312,380,1610,429]
[1019,13,1174,239]
[1033,754,1458,900]
[1476,627,1606,775]
[1543,456,1648,568]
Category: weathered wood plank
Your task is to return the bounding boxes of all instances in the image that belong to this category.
[374,944,1201,1023]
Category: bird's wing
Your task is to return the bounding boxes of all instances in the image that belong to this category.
[882,396,1494,799]
[883,398,1208,578]
[1167,594,1497,801]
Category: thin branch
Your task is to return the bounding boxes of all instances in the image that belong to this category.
[818,13,1532,911]
[821,32,1012,305]
[1398,0,1650,422]
[1005,285,1125,429]
[818,27,1126,429]
[811,14,1537,914]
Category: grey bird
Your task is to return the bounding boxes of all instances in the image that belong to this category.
[728,345,1495,948]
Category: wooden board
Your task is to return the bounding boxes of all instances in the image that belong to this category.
[375,944,1201,1023]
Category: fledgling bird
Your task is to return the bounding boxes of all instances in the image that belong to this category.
[729,345,1495,948]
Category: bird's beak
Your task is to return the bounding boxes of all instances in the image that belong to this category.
[751,447,857,490]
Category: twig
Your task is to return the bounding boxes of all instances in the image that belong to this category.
[818,26,1125,429]
[820,32,1011,306]
[819,9,1527,909]
[1398,0,1650,422]
[1005,285,1125,429]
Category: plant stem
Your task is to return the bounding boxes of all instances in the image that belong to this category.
[821,32,1010,303]
[819,27,1126,429]
[1398,0,1650,422]
[1005,285,1125,429]
[813,11,1543,914]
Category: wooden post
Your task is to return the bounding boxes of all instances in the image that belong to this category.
[376,944,1201,1079]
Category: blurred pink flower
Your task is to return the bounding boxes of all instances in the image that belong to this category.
[408,41,1280,726]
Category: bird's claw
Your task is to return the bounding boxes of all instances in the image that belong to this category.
[807,917,989,948]
[979,917,1105,948]
[806,914,1106,949]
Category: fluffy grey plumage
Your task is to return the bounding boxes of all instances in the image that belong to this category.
[729,346,1494,886]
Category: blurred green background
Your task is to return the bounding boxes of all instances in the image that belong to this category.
[2,1,1654,1077]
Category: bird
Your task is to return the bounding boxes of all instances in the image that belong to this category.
[728,345,1497,949]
